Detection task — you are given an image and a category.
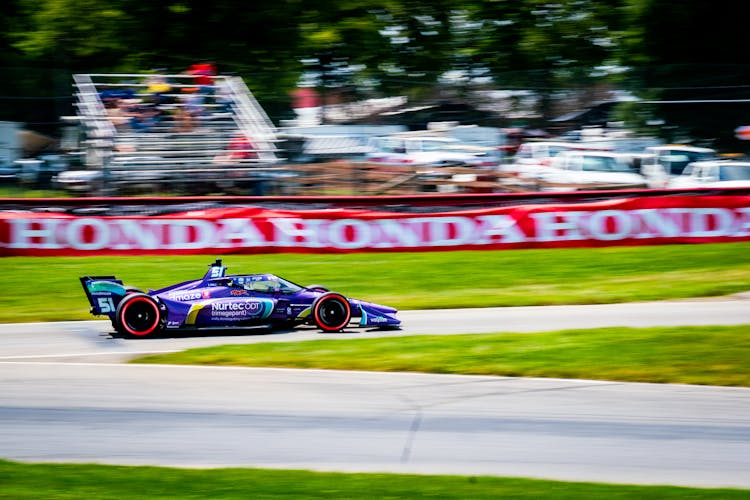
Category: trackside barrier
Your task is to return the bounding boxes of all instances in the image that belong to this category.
[1,189,749,256]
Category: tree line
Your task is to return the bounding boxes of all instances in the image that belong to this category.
[1,0,749,147]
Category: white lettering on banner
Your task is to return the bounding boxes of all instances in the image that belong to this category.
[588,210,633,241]
[375,219,422,248]
[532,211,587,242]
[7,218,64,249]
[272,218,325,247]
[632,209,684,239]
[67,218,110,250]
[4,206,750,252]
[475,215,528,244]
[689,208,735,238]
[738,208,750,236]
[328,219,371,249]
[112,219,161,249]
[166,219,215,249]
[426,216,476,246]
[214,218,266,248]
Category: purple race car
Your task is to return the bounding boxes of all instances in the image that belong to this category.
[80,259,400,337]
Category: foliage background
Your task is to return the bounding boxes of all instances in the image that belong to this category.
[1,0,750,149]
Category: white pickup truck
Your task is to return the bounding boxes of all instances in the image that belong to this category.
[669,160,750,188]
[366,135,495,167]
[641,145,716,188]
[537,151,651,191]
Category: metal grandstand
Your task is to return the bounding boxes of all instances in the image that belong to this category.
[70,73,281,193]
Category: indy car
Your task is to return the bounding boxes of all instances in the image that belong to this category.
[80,259,400,337]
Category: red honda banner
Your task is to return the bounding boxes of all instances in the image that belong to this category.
[1,195,749,256]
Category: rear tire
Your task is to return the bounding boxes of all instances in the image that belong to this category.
[312,292,351,332]
[115,293,163,337]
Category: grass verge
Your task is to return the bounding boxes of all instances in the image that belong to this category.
[0,186,70,198]
[1,460,748,498]
[132,325,750,387]
[2,242,750,323]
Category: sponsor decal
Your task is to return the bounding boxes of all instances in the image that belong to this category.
[168,291,202,301]
[3,196,750,255]
[184,298,272,325]
[211,301,261,312]
[208,299,273,321]
[230,289,248,296]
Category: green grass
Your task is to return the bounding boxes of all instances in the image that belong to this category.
[0,185,71,198]
[1,460,748,498]
[2,242,750,323]
[133,325,750,387]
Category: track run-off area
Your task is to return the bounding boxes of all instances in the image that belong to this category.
[1,297,750,488]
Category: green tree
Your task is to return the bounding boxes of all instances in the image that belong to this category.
[620,0,750,148]
[10,0,306,118]
[296,0,457,103]
[463,0,628,120]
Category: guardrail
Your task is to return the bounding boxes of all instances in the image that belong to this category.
[3,186,750,213]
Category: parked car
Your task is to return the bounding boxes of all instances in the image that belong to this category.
[366,135,495,167]
[53,168,103,193]
[537,151,651,191]
[0,161,21,182]
[500,141,601,180]
[641,145,716,187]
[669,160,750,188]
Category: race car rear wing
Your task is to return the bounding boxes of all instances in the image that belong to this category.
[79,276,126,317]
[202,258,227,282]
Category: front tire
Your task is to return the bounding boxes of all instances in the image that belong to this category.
[312,292,351,332]
[115,293,163,337]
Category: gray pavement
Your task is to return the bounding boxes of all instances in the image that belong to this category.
[2,294,750,363]
[1,298,750,487]
[0,362,748,487]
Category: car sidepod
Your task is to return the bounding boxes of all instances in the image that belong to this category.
[158,295,277,328]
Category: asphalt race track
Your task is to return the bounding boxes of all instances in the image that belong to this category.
[1,296,750,488]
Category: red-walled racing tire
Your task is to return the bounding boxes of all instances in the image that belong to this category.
[312,292,351,332]
[115,293,163,337]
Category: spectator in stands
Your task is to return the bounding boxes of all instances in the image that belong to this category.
[175,88,204,132]
[214,78,234,114]
[145,75,173,106]
[124,99,159,132]
[213,133,258,163]
[100,89,135,101]
[188,61,216,95]
[103,96,130,130]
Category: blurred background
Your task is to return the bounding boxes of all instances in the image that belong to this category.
[1,0,749,196]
